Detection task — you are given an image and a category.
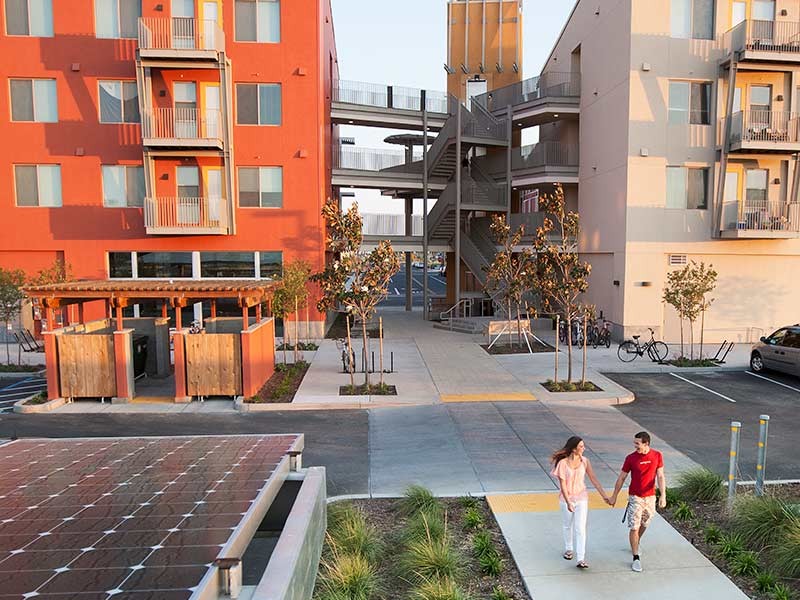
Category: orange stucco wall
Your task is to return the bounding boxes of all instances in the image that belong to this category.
[0,0,337,322]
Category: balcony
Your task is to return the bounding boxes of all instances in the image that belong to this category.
[475,72,581,127]
[720,199,800,239]
[144,197,230,235]
[472,142,579,186]
[142,108,223,149]
[721,110,800,153]
[138,18,225,61]
[725,19,800,64]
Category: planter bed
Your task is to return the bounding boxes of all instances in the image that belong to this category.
[339,383,397,396]
[481,341,554,355]
[541,380,602,392]
[245,361,310,404]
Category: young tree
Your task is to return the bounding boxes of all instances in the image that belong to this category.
[29,258,73,328]
[693,262,717,360]
[484,215,536,348]
[313,201,400,390]
[663,261,717,360]
[663,268,691,359]
[272,260,312,363]
[0,268,26,364]
[534,185,592,383]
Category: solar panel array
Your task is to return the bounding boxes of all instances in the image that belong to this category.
[0,435,299,600]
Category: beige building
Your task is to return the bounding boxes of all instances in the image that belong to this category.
[538,0,800,343]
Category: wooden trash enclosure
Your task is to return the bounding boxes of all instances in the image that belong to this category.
[185,333,242,396]
[57,334,116,398]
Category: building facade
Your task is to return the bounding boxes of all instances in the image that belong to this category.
[539,0,800,342]
[0,0,337,335]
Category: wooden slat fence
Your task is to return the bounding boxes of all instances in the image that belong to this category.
[58,334,116,398]
[185,333,242,396]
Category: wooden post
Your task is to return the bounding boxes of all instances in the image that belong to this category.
[345,313,355,389]
[175,304,183,330]
[294,297,299,363]
[46,306,55,332]
[115,305,123,331]
[113,330,134,402]
[77,302,84,325]
[211,300,217,319]
[242,304,248,331]
[172,332,190,403]
[161,302,168,318]
[105,300,111,320]
[379,317,384,387]
[582,314,588,385]
[256,303,262,321]
[554,315,560,384]
[44,332,60,400]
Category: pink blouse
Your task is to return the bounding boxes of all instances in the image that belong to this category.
[551,456,589,502]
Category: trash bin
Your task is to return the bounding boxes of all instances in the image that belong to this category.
[132,335,149,379]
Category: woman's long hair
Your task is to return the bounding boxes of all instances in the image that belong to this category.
[551,436,583,466]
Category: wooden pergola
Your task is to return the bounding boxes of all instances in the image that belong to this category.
[24,279,277,331]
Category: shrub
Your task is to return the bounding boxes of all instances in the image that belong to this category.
[459,496,479,510]
[657,487,683,509]
[403,508,446,545]
[703,524,722,545]
[329,511,382,563]
[771,523,800,579]
[472,531,495,559]
[479,552,503,577]
[399,533,465,585]
[673,501,695,522]
[409,578,472,600]
[463,507,484,530]
[318,551,380,600]
[328,501,359,531]
[771,583,794,600]
[491,587,513,600]
[756,570,777,594]
[729,551,760,577]
[716,531,745,561]
[675,468,724,503]
[401,485,441,516]
[733,495,800,550]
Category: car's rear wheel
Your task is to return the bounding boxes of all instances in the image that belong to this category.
[750,352,765,373]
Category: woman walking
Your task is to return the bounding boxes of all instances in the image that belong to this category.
[551,436,609,569]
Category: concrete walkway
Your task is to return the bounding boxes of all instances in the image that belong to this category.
[489,491,748,600]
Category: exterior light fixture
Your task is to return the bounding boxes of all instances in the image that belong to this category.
[460,64,469,74]
[495,63,503,73]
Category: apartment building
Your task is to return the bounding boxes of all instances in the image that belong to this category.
[531,0,800,342]
[0,0,337,336]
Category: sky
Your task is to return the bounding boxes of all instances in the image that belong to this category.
[330,0,576,214]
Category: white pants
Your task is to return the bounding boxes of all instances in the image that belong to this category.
[560,499,589,562]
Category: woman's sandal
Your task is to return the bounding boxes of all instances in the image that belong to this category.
[563,551,574,560]
[576,561,589,569]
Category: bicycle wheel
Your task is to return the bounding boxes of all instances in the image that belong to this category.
[648,341,669,363]
[605,332,612,349]
[617,341,639,362]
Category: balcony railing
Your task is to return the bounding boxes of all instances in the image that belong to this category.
[515,142,579,169]
[142,108,223,144]
[722,110,800,146]
[725,19,800,56]
[333,145,423,171]
[145,197,227,231]
[722,199,800,232]
[138,18,225,53]
[474,72,581,112]
[333,80,449,114]
[362,213,423,237]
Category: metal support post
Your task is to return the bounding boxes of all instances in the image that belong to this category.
[422,90,429,320]
[506,103,512,222]
[455,105,462,309]
[405,196,413,312]
[727,420,742,510]
[755,414,770,496]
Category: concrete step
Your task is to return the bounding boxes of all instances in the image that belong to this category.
[432,323,481,335]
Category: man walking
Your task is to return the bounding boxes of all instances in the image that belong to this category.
[609,431,666,573]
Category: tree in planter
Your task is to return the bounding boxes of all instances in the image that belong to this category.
[313,201,400,391]
[272,260,312,363]
[0,268,26,365]
[534,185,592,384]
[484,215,537,348]
[663,261,717,361]
[29,258,73,328]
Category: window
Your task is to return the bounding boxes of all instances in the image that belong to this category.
[259,251,282,279]
[238,167,282,207]
[750,85,771,113]
[666,166,708,209]
[109,252,133,278]
[5,0,53,36]
[668,81,711,125]
[10,79,58,122]
[745,169,768,207]
[752,0,775,21]
[671,0,714,40]
[767,328,789,345]
[235,0,280,42]
[102,166,145,207]
[14,165,61,207]
[99,81,140,123]
[95,0,141,39]
[136,252,193,278]
[236,83,281,125]
[177,166,199,198]
[200,252,256,278]
[782,330,800,349]
[732,1,746,26]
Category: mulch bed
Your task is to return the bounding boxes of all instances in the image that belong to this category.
[662,484,800,599]
[666,358,719,368]
[348,497,531,600]
[246,362,310,403]
[481,340,554,355]
[0,364,44,373]
[542,380,603,392]
[339,383,397,396]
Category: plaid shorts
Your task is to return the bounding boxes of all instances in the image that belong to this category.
[626,495,656,530]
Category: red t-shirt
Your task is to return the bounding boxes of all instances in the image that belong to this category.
[622,449,663,497]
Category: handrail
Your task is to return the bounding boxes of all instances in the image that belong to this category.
[724,19,800,55]
[439,298,471,325]
[722,199,800,232]
[138,17,225,52]
[333,79,449,114]
[723,110,800,144]
[428,180,457,238]
[142,107,222,141]
[332,144,423,171]
[475,71,581,112]
[145,196,227,229]
[425,95,461,176]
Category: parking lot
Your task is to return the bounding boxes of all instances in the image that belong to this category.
[608,370,800,482]
[0,377,48,413]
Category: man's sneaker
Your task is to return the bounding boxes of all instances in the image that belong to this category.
[631,558,642,572]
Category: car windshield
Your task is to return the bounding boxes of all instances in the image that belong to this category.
[768,329,789,345]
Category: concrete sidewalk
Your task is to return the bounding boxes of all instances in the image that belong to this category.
[488,491,748,600]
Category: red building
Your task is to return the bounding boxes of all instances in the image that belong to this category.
[0,0,338,334]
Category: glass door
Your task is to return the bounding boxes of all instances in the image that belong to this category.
[202,1,220,49]
[171,0,195,49]
[177,166,200,225]
[174,82,197,139]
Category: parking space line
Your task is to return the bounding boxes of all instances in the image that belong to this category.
[745,371,800,393]
[669,372,736,403]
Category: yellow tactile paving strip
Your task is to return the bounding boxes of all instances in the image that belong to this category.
[440,392,536,403]
[131,396,176,404]
[487,491,630,514]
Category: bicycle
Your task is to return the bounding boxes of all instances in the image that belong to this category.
[617,328,668,363]
[335,338,356,373]
[592,319,612,349]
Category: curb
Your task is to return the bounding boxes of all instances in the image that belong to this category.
[234,397,436,412]
[13,396,66,414]
[599,366,747,375]
[0,369,46,382]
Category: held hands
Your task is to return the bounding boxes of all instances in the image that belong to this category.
[606,494,618,507]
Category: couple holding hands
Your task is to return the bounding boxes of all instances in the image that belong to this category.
[550,431,667,572]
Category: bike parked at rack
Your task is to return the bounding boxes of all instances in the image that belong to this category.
[617,328,668,363]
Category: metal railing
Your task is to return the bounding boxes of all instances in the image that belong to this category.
[333,145,423,171]
[723,110,800,145]
[722,199,800,232]
[439,298,472,323]
[333,80,449,114]
[465,99,508,140]
[138,17,225,52]
[362,213,423,236]
[515,142,579,169]
[145,197,227,230]
[142,108,223,142]
[509,212,563,237]
[474,71,581,111]
[724,19,800,55]
[462,170,505,207]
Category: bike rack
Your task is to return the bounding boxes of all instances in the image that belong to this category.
[713,341,735,364]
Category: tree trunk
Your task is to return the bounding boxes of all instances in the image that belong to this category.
[516,305,522,348]
[4,321,9,365]
[346,314,355,389]
[679,317,684,359]
[699,305,705,361]
[294,298,300,363]
[305,304,310,344]
[689,318,695,360]
[581,314,587,385]
[566,314,573,383]
[362,318,370,389]
[282,321,287,365]
[507,298,513,347]
[379,317,384,387]
[554,315,559,383]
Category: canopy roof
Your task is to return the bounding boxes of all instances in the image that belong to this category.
[24,279,277,308]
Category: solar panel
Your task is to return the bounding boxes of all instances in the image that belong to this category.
[0,434,301,599]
